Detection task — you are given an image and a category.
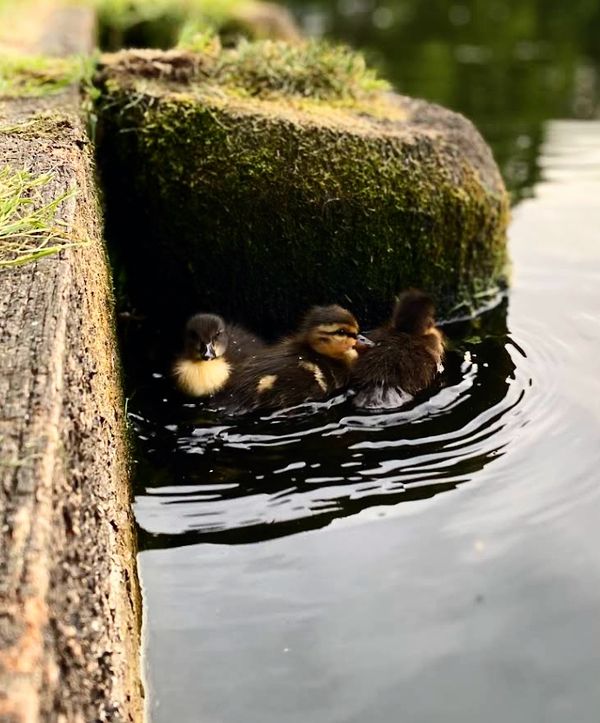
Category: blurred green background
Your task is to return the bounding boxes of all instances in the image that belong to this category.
[285,0,600,201]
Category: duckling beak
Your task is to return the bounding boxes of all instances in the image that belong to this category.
[200,342,217,361]
[355,334,375,353]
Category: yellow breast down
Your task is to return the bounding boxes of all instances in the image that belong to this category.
[343,348,359,364]
[173,357,232,397]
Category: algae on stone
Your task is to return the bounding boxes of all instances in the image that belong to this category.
[95,43,509,329]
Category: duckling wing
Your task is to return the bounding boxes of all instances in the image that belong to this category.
[218,346,337,414]
[225,323,266,364]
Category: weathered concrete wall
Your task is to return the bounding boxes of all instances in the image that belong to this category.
[0,5,142,722]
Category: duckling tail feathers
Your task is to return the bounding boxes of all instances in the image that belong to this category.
[391,289,435,335]
[353,384,414,410]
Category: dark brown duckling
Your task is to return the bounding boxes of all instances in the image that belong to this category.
[173,313,264,397]
[352,289,445,410]
[219,305,372,414]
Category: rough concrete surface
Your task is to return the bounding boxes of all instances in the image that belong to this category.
[0,5,142,722]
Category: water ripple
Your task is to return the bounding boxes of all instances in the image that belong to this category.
[121,298,572,547]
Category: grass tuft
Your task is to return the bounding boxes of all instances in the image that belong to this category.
[0,54,84,98]
[97,37,390,104]
[0,167,84,268]
[213,39,389,100]
[177,27,223,56]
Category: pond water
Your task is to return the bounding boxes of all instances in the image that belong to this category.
[122,4,600,721]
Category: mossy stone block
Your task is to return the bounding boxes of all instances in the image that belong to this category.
[96,45,509,330]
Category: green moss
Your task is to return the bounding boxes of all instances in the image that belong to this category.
[167,35,389,100]
[177,27,223,55]
[0,112,77,137]
[96,49,509,328]
[0,54,84,98]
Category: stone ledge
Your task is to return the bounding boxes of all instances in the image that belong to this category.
[0,5,142,722]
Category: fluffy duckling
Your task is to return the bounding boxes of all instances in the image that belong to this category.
[352,289,445,410]
[173,313,264,397]
[220,305,371,414]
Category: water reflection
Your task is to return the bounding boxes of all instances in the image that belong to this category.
[130,0,600,717]
[125,299,531,549]
[285,0,600,201]
[139,116,600,723]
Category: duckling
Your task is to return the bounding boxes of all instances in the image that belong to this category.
[173,313,264,397]
[352,289,445,410]
[220,305,372,414]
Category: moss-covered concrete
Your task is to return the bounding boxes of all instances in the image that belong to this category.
[95,43,510,329]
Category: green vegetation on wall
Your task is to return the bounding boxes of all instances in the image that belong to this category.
[285,0,600,200]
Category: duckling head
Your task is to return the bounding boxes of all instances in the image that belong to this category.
[174,313,232,397]
[298,305,367,363]
[391,289,436,335]
[183,313,229,361]
[390,289,445,360]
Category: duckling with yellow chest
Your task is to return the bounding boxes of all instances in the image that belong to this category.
[220,305,372,414]
[352,289,445,409]
[173,313,265,397]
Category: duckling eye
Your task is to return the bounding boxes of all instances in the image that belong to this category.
[335,329,358,339]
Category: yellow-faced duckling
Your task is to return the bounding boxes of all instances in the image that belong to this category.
[352,289,445,410]
[173,313,264,397]
[220,305,372,414]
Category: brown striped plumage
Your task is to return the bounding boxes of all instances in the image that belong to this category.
[219,305,364,414]
[352,290,445,409]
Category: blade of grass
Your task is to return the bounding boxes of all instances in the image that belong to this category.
[0,167,87,268]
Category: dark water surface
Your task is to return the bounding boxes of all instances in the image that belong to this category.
[126,5,600,721]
